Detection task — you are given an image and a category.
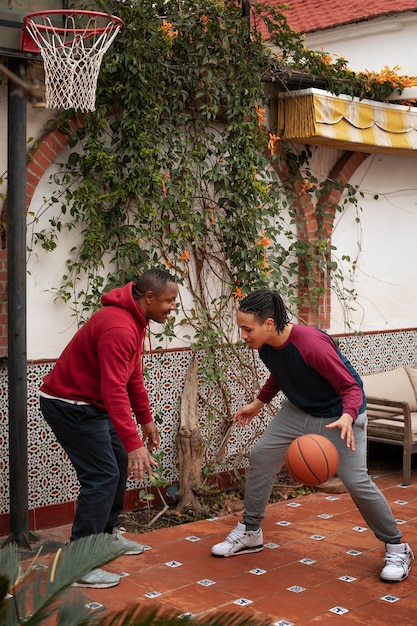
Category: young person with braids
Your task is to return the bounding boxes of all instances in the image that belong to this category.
[40,269,178,588]
[211,289,413,582]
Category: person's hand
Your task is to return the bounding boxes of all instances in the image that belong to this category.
[128,446,158,481]
[233,399,264,427]
[325,413,356,450]
[141,421,160,452]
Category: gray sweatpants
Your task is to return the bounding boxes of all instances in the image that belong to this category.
[243,399,402,544]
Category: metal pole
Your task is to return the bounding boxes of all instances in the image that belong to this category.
[6,57,33,549]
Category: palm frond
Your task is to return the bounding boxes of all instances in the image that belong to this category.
[97,604,273,626]
[3,534,126,625]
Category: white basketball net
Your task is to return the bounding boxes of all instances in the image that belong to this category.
[25,13,122,112]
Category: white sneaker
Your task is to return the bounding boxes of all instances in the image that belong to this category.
[72,568,120,588]
[380,543,414,582]
[109,527,145,555]
[211,521,263,557]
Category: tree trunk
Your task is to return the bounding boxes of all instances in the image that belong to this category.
[175,357,204,516]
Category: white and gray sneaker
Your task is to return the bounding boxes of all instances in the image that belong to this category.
[380,543,414,582]
[211,521,263,557]
[72,568,120,588]
[109,527,145,555]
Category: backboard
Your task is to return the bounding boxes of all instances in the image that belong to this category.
[0,0,100,58]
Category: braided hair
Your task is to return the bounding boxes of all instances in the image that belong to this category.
[238,289,290,332]
[132,268,177,299]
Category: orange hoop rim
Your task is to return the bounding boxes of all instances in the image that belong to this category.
[23,9,123,36]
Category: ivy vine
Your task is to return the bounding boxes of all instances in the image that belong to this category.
[27,0,405,478]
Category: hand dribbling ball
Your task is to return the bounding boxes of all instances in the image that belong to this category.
[285,434,339,486]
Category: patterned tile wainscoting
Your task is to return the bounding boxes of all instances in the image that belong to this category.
[1,329,417,532]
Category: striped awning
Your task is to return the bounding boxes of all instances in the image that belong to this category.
[275,88,417,155]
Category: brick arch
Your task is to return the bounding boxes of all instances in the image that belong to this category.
[269,148,371,327]
[0,115,85,357]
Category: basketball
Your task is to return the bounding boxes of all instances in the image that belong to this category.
[285,434,339,486]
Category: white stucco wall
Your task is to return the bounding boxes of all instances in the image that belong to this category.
[330,153,417,333]
[305,12,417,76]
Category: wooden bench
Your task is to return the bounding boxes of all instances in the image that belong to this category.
[362,367,417,486]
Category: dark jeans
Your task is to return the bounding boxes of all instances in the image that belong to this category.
[40,397,128,541]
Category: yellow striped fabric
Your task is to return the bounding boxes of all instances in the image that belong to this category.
[275,88,417,154]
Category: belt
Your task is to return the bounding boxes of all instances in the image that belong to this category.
[39,391,89,405]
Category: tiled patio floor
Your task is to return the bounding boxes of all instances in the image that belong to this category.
[8,462,417,625]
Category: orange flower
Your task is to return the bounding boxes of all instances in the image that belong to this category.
[254,102,266,127]
[161,172,170,198]
[180,250,189,262]
[161,20,178,41]
[299,179,315,195]
[259,236,272,247]
[232,286,246,299]
[268,133,280,154]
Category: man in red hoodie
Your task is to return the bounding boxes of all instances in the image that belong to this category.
[40,268,178,588]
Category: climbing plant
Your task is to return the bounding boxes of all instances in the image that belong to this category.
[27,0,413,512]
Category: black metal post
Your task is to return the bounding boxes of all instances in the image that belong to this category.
[6,57,34,549]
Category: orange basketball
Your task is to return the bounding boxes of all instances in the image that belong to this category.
[285,434,339,486]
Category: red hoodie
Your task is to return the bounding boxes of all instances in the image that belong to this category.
[40,282,153,452]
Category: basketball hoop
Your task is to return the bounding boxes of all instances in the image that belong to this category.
[21,10,123,112]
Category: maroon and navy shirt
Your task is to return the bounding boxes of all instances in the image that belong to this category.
[257,325,366,421]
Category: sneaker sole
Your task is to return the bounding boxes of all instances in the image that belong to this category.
[380,570,411,583]
[211,545,263,558]
[72,580,120,589]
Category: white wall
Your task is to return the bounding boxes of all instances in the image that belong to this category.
[330,152,417,333]
[305,12,417,76]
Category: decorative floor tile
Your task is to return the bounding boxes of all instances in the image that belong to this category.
[394,500,408,505]
[179,613,196,619]
[287,502,301,508]
[310,534,325,540]
[381,595,400,603]
[164,560,182,567]
[339,575,357,582]
[118,571,130,577]
[265,542,280,549]
[300,558,316,565]
[185,535,201,541]
[346,549,362,556]
[145,591,162,598]
[318,513,332,519]
[287,586,306,593]
[249,568,267,575]
[395,519,406,524]
[276,521,292,526]
[326,496,339,501]
[234,598,253,606]
[352,526,367,532]
[329,606,349,615]
[197,579,215,586]
[85,602,103,610]
[273,621,295,626]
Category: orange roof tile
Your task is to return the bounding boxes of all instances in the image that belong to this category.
[258,0,417,34]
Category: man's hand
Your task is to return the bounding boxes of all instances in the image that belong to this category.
[142,421,160,452]
[128,446,158,481]
[325,413,356,450]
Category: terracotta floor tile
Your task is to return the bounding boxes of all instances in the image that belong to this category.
[10,463,417,625]
[349,598,417,626]
[153,582,239,614]
[252,587,330,622]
